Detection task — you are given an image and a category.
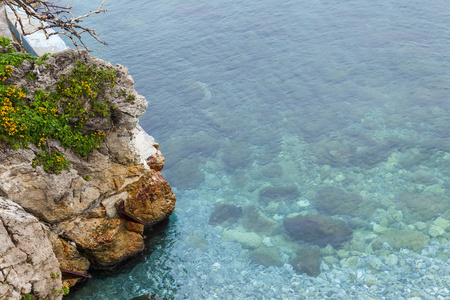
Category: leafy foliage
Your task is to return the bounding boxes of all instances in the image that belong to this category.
[0,38,116,174]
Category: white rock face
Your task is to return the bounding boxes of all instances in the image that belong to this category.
[0,197,62,300]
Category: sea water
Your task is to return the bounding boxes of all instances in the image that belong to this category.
[62,0,450,299]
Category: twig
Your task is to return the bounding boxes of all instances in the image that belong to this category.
[4,0,107,51]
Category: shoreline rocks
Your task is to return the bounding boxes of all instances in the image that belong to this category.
[0,48,176,298]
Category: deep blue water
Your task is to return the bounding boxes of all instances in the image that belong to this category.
[63,1,450,299]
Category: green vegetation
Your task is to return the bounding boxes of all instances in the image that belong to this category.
[21,294,33,300]
[51,285,70,295]
[0,37,117,174]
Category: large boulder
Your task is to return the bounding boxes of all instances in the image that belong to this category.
[124,169,176,226]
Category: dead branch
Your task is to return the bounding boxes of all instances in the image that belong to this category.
[4,0,107,51]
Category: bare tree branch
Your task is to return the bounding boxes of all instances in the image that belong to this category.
[4,0,107,51]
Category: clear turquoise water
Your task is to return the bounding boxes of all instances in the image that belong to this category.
[63,0,450,299]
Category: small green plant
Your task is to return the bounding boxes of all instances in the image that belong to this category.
[51,285,70,295]
[32,151,70,175]
[25,72,36,81]
[22,294,34,300]
[1,280,7,284]
[50,272,60,279]
[127,94,135,103]
[83,175,91,181]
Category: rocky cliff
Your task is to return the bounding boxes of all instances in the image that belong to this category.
[0,45,176,299]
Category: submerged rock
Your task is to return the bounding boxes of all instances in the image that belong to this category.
[395,193,450,222]
[223,228,262,249]
[283,214,353,248]
[309,139,355,167]
[163,158,205,190]
[208,202,242,226]
[241,205,280,235]
[371,229,430,252]
[259,185,300,205]
[187,235,209,250]
[222,142,253,172]
[260,163,284,179]
[314,187,376,218]
[250,245,283,268]
[290,246,321,277]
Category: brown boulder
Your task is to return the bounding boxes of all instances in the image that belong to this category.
[49,232,90,288]
[58,217,144,267]
[124,169,176,226]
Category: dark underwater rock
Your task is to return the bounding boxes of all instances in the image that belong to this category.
[241,205,279,235]
[290,246,321,277]
[163,159,205,190]
[371,229,430,252]
[259,186,300,205]
[309,139,355,167]
[283,214,352,248]
[250,245,283,268]
[314,187,376,218]
[130,294,165,300]
[395,193,450,222]
[208,203,242,226]
[260,163,283,179]
[222,142,253,172]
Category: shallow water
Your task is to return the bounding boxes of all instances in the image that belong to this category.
[63,0,450,299]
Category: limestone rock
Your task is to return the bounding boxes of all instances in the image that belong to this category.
[283,214,353,248]
[0,197,62,300]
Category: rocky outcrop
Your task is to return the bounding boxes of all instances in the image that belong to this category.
[0,48,176,297]
[0,197,63,300]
